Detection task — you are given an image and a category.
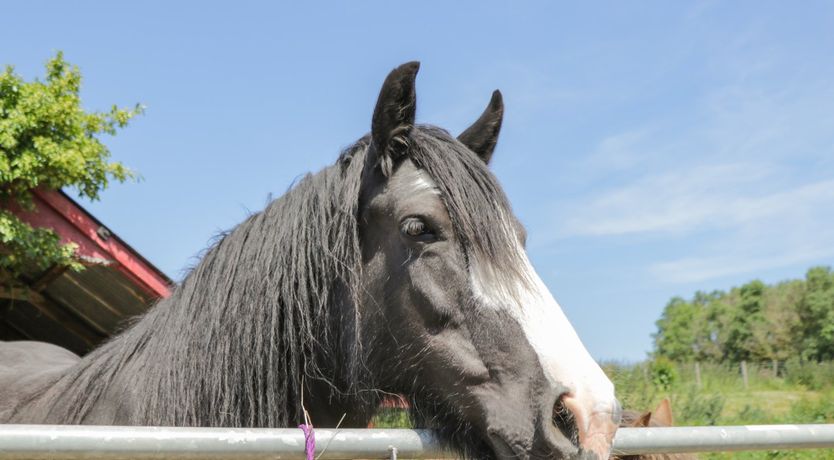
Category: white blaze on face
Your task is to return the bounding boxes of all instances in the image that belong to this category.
[412,174,442,196]
[470,231,619,458]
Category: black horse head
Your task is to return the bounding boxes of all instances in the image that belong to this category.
[334,62,621,459]
[0,62,619,460]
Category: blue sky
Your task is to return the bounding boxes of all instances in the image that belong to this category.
[3,1,833,361]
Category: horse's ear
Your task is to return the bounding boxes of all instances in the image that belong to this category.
[652,398,674,426]
[369,61,420,175]
[457,90,504,164]
[631,411,652,428]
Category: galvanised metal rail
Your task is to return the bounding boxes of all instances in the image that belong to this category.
[0,424,833,459]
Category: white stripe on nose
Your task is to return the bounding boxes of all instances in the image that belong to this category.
[470,242,618,456]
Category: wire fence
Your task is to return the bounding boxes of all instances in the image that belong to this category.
[1,424,834,459]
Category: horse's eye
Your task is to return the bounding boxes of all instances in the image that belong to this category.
[401,217,435,241]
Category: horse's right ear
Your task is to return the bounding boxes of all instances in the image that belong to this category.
[369,61,420,176]
[652,398,674,426]
[457,90,504,165]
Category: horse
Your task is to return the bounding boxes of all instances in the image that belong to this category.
[0,62,620,459]
[612,399,697,460]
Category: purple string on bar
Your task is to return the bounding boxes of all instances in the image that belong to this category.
[298,424,315,460]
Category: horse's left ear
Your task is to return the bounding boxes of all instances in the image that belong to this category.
[458,90,504,164]
[369,61,420,175]
[631,411,653,428]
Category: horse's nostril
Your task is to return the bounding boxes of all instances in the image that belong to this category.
[612,398,623,425]
[552,393,579,447]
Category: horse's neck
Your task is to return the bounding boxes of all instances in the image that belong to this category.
[18,322,148,424]
[69,277,347,426]
[27,297,184,424]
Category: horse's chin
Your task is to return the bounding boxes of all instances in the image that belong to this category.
[407,399,492,459]
[413,413,527,460]
[486,433,524,460]
[432,422,495,459]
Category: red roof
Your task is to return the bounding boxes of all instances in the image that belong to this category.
[1,189,173,354]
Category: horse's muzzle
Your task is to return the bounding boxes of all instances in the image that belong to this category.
[560,394,622,459]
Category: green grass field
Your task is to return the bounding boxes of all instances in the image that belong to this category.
[606,360,834,459]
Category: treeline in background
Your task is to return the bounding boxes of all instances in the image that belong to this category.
[604,265,834,460]
[653,265,834,366]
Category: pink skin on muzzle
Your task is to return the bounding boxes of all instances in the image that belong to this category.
[562,394,621,459]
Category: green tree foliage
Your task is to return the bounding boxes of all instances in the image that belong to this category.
[755,279,802,364]
[653,290,724,363]
[0,52,140,276]
[723,280,766,362]
[648,356,678,391]
[654,297,699,362]
[654,266,834,364]
[797,266,834,361]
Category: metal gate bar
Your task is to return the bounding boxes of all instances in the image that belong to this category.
[0,424,833,459]
[611,424,834,455]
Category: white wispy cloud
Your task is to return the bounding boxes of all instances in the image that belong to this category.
[561,162,789,236]
[650,242,834,284]
[580,127,657,173]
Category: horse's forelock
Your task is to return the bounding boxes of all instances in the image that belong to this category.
[343,126,526,290]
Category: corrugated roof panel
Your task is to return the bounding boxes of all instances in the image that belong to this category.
[43,267,153,337]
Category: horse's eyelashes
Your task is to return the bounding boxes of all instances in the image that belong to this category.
[402,218,427,236]
[401,216,437,241]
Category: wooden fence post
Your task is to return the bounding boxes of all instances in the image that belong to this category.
[740,361,749,390]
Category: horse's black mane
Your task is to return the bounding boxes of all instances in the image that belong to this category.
[41,125,522,429]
